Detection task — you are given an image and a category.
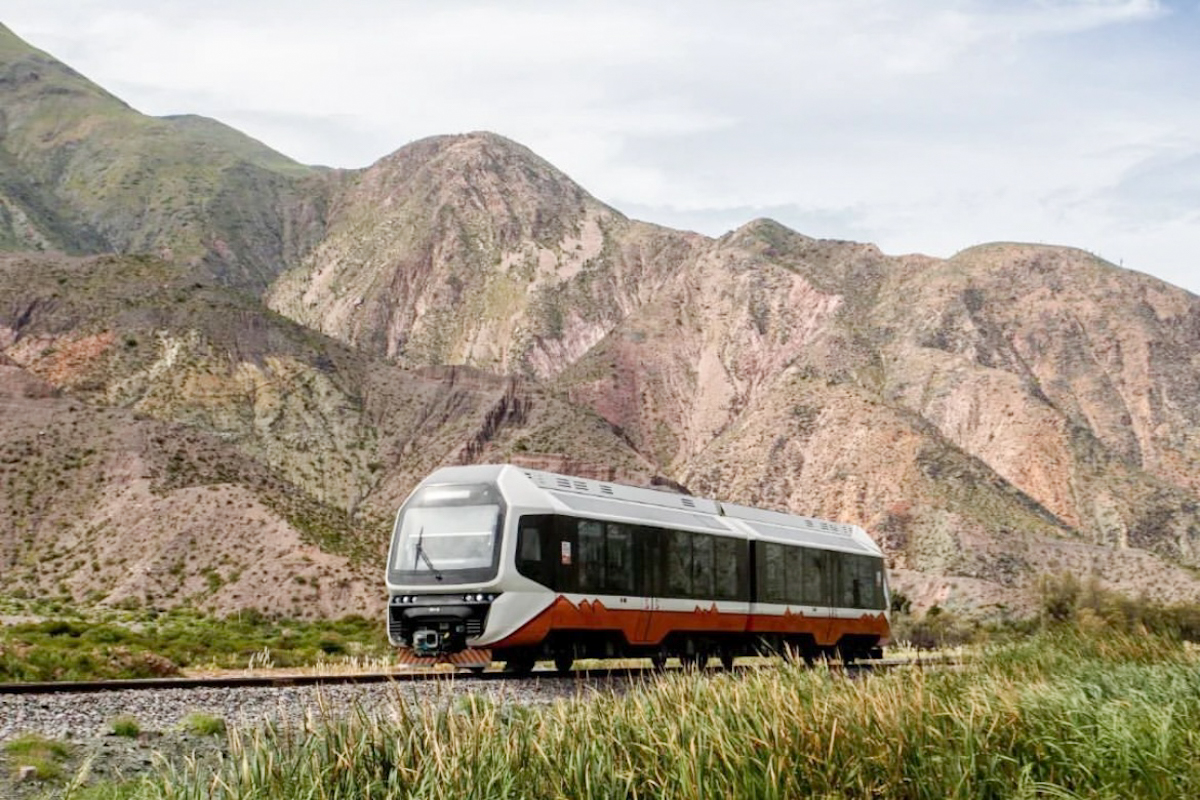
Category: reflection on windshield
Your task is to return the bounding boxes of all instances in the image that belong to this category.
[393,504,499,573]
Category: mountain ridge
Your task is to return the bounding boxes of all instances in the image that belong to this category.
[1,23,1199,618]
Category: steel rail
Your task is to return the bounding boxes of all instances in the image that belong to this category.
[0,666,649,696]
[0,655,959,696]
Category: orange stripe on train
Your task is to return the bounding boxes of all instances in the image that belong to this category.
[489,596,888,650]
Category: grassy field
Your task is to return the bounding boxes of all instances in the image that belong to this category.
[0,601,391,681]
[56,629,1200,800]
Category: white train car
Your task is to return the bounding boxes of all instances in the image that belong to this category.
[385,464,890,672]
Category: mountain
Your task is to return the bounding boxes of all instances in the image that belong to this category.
[0,252,651,615]
[2,23,1200,618]
[267,131,704,375]
[0,23,328,292]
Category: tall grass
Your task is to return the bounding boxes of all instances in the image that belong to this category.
[74,630,1200,800]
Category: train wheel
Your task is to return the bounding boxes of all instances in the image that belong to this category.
[650,652,668,671]
[679,652,701,671]
[720,652,735,671]
[553,653,573,674]
[504,653,536,675]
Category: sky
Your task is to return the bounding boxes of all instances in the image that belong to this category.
[6,0,1200,295]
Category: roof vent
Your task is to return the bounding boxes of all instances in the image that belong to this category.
[573,480,588,491]
[681,497,696,508]
[556,477,571,489]
[600,485,614,495]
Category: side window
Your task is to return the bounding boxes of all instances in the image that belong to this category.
[666,529,692,597]
[605,522,634,594]
[577,519,604,591]
[785,546,805,605]
[691,534,714,598]
[859,556,883,609]
[714,536,740,600]
[763,543,786,603]
[834,552,856,608]
[516,515,552,588]
[801,548,826,605]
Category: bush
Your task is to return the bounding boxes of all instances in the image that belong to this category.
[181,712,226,737]
[892,604,980,650]
[1036,572,1200,642]
[4,733,71,781]
[0,609,391,682]
[109,715,141,738]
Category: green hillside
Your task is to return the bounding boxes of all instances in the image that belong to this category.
[0,22,327,292]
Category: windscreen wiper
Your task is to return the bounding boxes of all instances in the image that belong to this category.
[413,527,444,581]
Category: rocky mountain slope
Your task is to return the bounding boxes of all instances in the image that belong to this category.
[0,23,328,292]
[0,252,651,616]
[551,221,1200,611]
[1,22,1199,619]
[267,132,704,375]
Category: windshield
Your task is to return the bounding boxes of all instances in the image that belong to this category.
[388,483,503,585]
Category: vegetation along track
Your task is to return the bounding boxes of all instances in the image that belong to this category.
[0,655,952,696]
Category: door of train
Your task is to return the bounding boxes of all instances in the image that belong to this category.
[634,525,661,645]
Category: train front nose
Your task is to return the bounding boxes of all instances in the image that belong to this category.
[389,594,498,655]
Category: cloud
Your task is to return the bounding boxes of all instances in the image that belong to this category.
[4,0,1199,295]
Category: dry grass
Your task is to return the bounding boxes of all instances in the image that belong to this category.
[70,630,1200,800]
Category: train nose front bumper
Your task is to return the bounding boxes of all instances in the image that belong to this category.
[388,594,497,653]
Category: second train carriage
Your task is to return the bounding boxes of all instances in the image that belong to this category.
[385,464,890,672]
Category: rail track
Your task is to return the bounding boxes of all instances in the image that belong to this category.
[0,655,958,696]
[0,666,634,695]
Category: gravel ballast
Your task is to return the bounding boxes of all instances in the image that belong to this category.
[0,676,601,796]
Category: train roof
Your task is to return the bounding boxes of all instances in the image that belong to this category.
[416,464,882,556]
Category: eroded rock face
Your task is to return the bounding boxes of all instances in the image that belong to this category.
[0,358,379,618]
[3,15,1200,618]
[548,227,1200,612]
[267,132,704,377]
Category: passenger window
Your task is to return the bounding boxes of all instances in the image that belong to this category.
[861,556,881,609]
[516,515,551,587]
[519,526,541,561]
[577,520,604,591]
[835,553,856,608]
[802,548,826,605]
[605,522,634,594]
[785,546,805,604]
[764,543,786,603]
[692,534,714,598]
[666,529,692,597]
[714,537,740,600]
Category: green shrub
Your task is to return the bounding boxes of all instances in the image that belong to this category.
[1037,572,1200,643]
[109,715,141,738]
[181,712,226,737]
[4,733,71,781]
[0,609,390,682]
[892,604,980,650]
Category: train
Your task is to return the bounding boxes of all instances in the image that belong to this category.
[385,464,890,672]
